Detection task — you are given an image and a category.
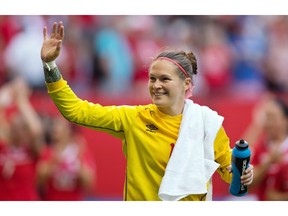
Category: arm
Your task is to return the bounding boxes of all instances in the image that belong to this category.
[79,162,95,191]
[242,94,272,151]
[41,22,125,137]
[266,189,288,201]
[37,136,96,191]
[36,151,58,186]
[41,22,88,125]
[0,84,13,143]
[250,147,282,188]
[266,187,288,201]
[214,127,232,184]
[77,140,96,192]
[214,127,254,186]
[265,165,288,201]
[13,78,44,157]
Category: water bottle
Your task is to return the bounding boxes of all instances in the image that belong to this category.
[229,139,251,196]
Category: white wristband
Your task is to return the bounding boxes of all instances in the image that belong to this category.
[43,60,57,71]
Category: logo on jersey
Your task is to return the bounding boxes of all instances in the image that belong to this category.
[145,108,155,116]
[146,124,158,133]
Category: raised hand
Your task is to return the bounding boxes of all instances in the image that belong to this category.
[41,21,64,62]
[12,77,31,103]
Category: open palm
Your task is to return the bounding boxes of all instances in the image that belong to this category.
[41,21,64,62]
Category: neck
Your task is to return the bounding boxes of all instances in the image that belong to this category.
[157,102,185,116]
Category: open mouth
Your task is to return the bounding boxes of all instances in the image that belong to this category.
[153,92,166,97]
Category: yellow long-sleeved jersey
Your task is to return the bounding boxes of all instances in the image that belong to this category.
[47,78,232,201]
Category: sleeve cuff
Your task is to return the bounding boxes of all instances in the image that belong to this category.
[43,60,57,71]
[46,77,67,93]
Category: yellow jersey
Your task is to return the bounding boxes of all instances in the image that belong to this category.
[47,78,232,201]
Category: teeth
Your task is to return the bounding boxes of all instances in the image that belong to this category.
[154,93,165,96]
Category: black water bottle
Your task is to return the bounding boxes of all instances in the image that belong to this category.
[229,139,251,196]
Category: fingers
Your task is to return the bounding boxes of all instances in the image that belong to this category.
[226,165,232,173]
[58,22,64,40]
[60,24,64,39]
[52,21,57,36]
[57,21,63,34]
[43,26,47,40]
[241,165,254,185]
[241,172,253,185]
[245,164,254,173]
[49,21,64,39]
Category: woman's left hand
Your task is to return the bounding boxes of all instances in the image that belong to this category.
[227,164,254,186]
[241,164,254,186]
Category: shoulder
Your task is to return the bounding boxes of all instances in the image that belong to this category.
[186,99,219,115]
[120,103,155,113]
[188,100,223,122]
[201,105,221,118]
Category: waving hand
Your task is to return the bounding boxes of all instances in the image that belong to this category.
[41,21,64,62]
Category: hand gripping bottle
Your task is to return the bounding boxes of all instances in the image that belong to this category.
[229,139,251,196]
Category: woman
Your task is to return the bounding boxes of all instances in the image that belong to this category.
[40,21,253,201]
[37,116,96,201]
[243,95,288,200]
[0,78,44,200]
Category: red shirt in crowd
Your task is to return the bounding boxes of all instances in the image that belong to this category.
[0,141,39,201]
[39,143,94,201]
[251,138,288,201]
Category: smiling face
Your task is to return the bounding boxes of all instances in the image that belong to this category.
[50,117,71,143]
[148,59,191,116]
[264,100,288,140]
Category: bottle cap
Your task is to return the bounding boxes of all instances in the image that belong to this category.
[235,139,249,149]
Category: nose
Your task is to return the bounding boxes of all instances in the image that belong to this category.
[152,79,162,89]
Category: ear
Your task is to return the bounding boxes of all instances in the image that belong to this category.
[184,78,194,99]
[184,78,192,91]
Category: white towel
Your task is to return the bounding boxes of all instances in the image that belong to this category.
[158,99,224,201]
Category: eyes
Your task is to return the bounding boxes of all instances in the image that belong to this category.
[149,76,171,83]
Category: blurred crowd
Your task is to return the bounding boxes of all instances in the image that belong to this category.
[1,15,288,99]
[0,78,96,201]
[1,15,288,201]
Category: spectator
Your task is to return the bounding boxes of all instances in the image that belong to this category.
[93,16,134,96]
[0,77,44,200]
[4,16,46,89]
[37,115,96,201]
[263,16,288,93]
[243,94,288,200]
[200,21,233,95]
[0,16,21,85]
[227,16,267,96]
[265,148,288,200]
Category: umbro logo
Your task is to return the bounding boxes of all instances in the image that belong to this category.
[146,124,158,133]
